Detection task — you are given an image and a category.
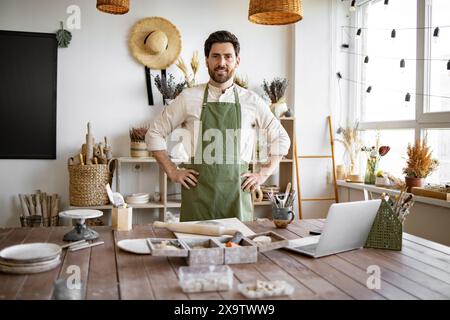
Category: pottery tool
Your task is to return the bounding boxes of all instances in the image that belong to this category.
[79,153,84,165]
[60,240,87,249]
[154,221,238,236]
[69,241,104,252]
[284,182,291,200]
[85,122,94,165]
[225,231,244,247]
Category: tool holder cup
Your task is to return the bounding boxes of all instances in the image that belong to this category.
[272,207,295,228]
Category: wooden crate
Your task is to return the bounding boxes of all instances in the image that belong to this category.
[411,187,450,201]
[181,238,224,266]
[247,231,289,253]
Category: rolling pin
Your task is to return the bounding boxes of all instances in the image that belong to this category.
[153,221,237,236]
[85,122,94,165]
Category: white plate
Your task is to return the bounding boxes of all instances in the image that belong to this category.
[130,193,149,198]
[0,254,60,267]
[59,209,103,219]
[117,239,151,254]
[0,257,61,274]
[0,243,62,262]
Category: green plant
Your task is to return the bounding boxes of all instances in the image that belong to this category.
[129,125,149,142]
[154,73,186,100]
[262,78,288,103]
[403,138,439,178]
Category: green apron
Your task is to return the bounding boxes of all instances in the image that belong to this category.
[180,85,253,222]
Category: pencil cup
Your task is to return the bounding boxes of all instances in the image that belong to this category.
[272,207,295,228]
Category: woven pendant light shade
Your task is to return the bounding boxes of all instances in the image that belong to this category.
[249,0,303,25]
[97,0,129,15]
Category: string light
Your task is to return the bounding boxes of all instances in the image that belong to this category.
[364,56,369,64]
[433,27,440,37]
[391,29,396,38]
[447,60,450,76]
[400,59,406,68]
[349,0,356,12]
[384,0,389,5]
[336,72,450,100]
[356,28,362,36]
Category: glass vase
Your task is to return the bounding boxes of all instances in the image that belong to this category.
[364,158,379,185]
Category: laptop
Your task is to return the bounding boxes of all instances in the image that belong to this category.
[286,199,381,258]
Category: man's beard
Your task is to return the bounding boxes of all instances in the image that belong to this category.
[208,65,235,84]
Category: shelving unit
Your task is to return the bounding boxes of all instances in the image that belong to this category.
[69,117,295,222]
[251,117,295,218]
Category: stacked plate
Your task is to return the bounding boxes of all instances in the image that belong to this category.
[0,243,62,274]
[125,193,150,204]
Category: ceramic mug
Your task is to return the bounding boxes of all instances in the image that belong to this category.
[272,207,295,228]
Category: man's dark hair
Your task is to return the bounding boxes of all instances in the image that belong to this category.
[204,30,240,57]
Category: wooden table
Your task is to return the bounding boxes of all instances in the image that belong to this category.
[0,219,449,300]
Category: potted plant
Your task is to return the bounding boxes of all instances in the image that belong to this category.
[361,144,390,185]
[262,78,288,118]
[154,73,186,105]
[129,125,150,158]
[403,138,439,192]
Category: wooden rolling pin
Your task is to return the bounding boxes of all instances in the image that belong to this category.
[153,221,237,236]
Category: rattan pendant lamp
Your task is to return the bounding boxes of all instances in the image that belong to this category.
[96,0,129,15]
[249,0,303,25]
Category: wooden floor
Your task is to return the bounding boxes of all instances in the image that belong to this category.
[0,219,449,300]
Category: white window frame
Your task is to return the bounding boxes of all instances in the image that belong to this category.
[351,0,450,141]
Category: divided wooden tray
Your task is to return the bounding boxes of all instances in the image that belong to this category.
[411,187,450,201]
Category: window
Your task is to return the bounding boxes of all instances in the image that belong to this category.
[353,0,450,183]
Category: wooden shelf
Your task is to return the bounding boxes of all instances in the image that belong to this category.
[69,205,113,210]
[116,157,157,163]
[166,200,182,208]
[253,201,272,206]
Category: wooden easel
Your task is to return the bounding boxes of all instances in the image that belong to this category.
[294,116,339,219]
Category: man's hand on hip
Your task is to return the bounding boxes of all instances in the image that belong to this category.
[240,172,268,192]
[169,168,199,190]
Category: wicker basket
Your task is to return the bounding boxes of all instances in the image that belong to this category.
[68,161,114,206]
[249,0,303,25]
[365,199,403,251]
[96,0,129,15]
[20,215,59,227]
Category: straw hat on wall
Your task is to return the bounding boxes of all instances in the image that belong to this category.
[129,17,182,70]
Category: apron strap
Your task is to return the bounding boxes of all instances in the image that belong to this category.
[202,85,209,107]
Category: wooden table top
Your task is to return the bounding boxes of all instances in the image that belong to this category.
[0,219,449,300]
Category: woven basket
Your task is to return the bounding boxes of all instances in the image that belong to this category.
[69,161,114,206]
[96,0,129,15]
[20,215,59,227]
[249,0,303,25]
[365,199,403,251]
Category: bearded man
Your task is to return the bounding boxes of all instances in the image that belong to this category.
[146,30,290,221]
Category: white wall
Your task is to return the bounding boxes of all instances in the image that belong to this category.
[294,0,349,219]
[0,0,298,227]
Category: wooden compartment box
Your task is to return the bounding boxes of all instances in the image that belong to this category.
[247,231,289,253]
[181,238,224,266]
[147,238,189,257]
[216,237,258,264]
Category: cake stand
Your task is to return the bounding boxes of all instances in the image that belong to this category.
[59,209,103,241]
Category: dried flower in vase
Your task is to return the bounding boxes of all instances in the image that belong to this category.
[335,122,362,175]
[234,73,249,89]
[154,73,186,100]
[176,51,199,88]
[129,125,149,142]
[262,78,288,104]
[403,138,439,178]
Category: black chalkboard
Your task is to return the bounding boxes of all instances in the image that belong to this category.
[0,30,57,159]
